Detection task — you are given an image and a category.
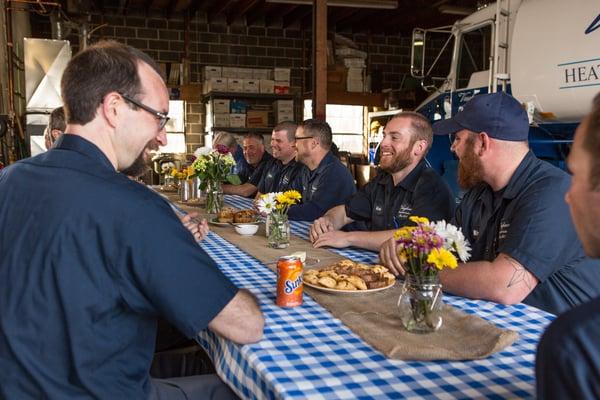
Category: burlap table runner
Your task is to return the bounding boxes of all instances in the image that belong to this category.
[165,192,519,360]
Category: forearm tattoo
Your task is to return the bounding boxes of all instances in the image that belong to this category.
[504,255,533,290]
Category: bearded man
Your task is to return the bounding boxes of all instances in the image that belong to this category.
[309,111,454,251]
[379,92,600,316]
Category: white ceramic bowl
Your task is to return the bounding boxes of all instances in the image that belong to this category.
[235,224,259,236]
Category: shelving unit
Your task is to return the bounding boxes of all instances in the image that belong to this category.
[203,91,297,134]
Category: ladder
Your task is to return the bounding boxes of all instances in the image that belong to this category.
[491,0,511,93]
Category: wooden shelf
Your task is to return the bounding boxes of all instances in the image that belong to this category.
[202,91,295,102]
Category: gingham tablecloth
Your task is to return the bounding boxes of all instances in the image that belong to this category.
[176,195,554,399]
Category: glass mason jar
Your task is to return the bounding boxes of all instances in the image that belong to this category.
[162,174,176,191]
[179,179,192,202]
[397,274,443,333]
[267,213,290,249]
[205,180,224,214]
[190,176,201,200]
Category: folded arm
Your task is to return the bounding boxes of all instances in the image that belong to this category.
[207,289,264,344]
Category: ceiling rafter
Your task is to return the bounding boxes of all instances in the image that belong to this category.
[226,0,260,25]
[282,5,311,28]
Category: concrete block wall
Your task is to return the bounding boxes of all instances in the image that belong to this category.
[30,7,416,153]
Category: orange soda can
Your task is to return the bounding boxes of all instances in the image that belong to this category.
[276,255,303,307]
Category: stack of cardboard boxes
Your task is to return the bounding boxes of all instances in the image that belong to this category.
[202,66,291,95]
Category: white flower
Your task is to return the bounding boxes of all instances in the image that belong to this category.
[430,220,471,262]
[257,192,278,215]
[160,162,175,173]
[193,146,212,158]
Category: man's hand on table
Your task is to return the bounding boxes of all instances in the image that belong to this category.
[309,216,335,243]
[179,212,210,242]
[312,230,351,249]
[379,236,406,277]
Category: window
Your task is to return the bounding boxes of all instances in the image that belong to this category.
[303,100,364,153]
[456,24,492,90]
[159,100,186,153]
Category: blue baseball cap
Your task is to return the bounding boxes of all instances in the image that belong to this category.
[432,92,529,141]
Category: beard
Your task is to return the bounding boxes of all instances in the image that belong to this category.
[380,145,412,174]
[457,142,484,189]
[121,139,158,178]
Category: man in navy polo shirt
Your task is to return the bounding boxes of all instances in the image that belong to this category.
[288,119,356,221]
[223,132,272,198]
[0,40,263,399]
[309,112,454,251]
[536,94,600,399]
[380,92,600,315]
[256,121,304,196]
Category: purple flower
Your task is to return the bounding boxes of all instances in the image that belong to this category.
[215,144,231,155]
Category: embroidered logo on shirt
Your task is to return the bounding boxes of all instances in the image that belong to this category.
[397,204,412,219]
[374,205,383,213]
[472,229,479,238]
[499,221,510,241]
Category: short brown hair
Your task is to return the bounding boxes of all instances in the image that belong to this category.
[48,106,66,132]
[584,93,600,189]
[61,40,161,125]
[390,111,433,150]
[273,121,297,142]
[300,118,332,149]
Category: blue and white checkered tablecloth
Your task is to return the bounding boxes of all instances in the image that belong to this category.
[178,195,554,399]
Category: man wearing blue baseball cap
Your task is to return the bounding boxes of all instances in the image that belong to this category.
[380,91,600,315]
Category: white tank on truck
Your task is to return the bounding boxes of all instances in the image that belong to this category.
[410,0,600,193]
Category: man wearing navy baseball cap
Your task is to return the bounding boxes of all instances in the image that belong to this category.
[380,91,600,315]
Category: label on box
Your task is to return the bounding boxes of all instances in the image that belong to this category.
[276,110,294,123]
[246,110,269,127]
[230,113,246,128]
[227,78,244,92]
[274,85,290,94]
[213,99,230,114]
[243,79,260,93]
[204,78,228,93]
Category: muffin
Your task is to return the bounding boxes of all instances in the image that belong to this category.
[234,209,256,223]
[217,207,235,223]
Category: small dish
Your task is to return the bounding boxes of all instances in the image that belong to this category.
[235,224,259,236]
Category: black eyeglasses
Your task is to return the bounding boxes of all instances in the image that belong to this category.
[294,136,314,140]
[119,92,170,130]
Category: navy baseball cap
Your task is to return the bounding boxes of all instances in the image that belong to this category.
[432,92,529,141]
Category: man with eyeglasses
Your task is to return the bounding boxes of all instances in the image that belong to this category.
[0,40,263,400]
[288,118,355,221]
[309,112,454,251]
[379,92,600,316]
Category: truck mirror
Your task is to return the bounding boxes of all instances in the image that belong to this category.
[421,76,437,92]
[411,29,426,79]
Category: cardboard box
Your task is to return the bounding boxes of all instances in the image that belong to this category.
[229,113,246,128]
[243,79,260,93]
[274,79,290,87]
[273,67,291,81]
[273,99,294,113]
[253,69,271,80]
[202,66,222,79]
[227,78,244,92]
[214,113,230,127]
[238,68,254,79]
[275,110,294,123]
[213,99,230,114]
[274,85,290,94]
[259,79,274,93]
[246,110,269,128]
[222,67,238,78]
[204,78,228,93]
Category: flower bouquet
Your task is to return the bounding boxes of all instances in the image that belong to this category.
[191,145,240,213]
[257,190,302,248]
[394,217,471,333]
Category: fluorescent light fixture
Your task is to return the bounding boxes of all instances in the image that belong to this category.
[265,0,398,9]
[438,5,475,15]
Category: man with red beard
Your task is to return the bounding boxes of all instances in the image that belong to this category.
[380,92,600,316]
[309,112,454,251]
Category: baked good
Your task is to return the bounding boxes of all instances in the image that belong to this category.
[217,207,235,223]
[234,209,256,223]
[304,260,395,291]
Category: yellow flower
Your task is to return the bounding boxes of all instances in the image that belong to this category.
[427,248,458,270]
[283,190,302,203]
[409,216,429,225]
[170,168,179,177]
[393,226,415,240]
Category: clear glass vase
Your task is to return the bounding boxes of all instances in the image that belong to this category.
[397,274,443,333]
[267,213,290,249]
[205,180,224,214]
[179,179,192,202]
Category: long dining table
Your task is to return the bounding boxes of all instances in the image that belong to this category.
[164,192,555,399]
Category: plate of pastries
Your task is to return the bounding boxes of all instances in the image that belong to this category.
[210,207,260,226]
[303,259,396,294]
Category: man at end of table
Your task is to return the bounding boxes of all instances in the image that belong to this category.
[536,93,600,400]
[309,111,454,251]
[223,132,272,198]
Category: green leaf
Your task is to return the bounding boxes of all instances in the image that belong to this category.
[226,174,241,185]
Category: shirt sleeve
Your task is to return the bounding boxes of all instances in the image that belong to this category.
[288,164,356,221]
[116,196,238,338]
[497,176,580,282]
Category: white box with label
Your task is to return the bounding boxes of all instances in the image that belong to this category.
[222,67,238,78]
[273,68,291,82]
[253,69,271,80]
[202,66,222,79]
[275,110,294,123]
[204,78,228,93]
[259,79,274,93]
[229,113,246,128]
[227,78,244,92]
[214,113,230,127]
[213,99,230,114]
[273,99,294,113]
[243,79,260,93]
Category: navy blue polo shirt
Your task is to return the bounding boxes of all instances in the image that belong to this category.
[288,151,356,221]
[536,296,600,399]
[237,150,273,187]
[232,143,247,174]
[257,158,304,194]
[345,160,455,231]
[0,135,238,399]
[454,151,600,315]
